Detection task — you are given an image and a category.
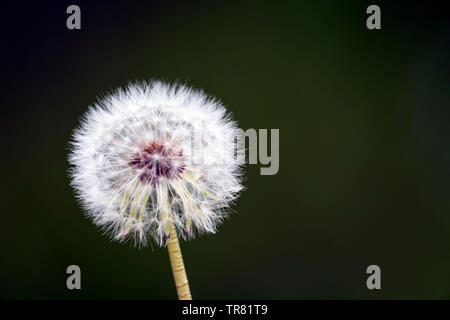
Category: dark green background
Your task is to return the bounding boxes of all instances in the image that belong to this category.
[2,1,450,299]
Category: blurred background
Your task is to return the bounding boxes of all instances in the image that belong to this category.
[1,0,450,299]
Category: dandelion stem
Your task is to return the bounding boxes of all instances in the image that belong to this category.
[167,220,192,300]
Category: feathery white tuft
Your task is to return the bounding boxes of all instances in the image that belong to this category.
[69,81,243,247]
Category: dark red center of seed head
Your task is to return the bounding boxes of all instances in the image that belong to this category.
[128,141,185,184]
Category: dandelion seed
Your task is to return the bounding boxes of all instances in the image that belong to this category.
[68,81,244,299]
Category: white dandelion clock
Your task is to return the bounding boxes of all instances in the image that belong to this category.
[68,81,243,299]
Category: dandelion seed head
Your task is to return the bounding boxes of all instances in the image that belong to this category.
[69,81,243,247]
